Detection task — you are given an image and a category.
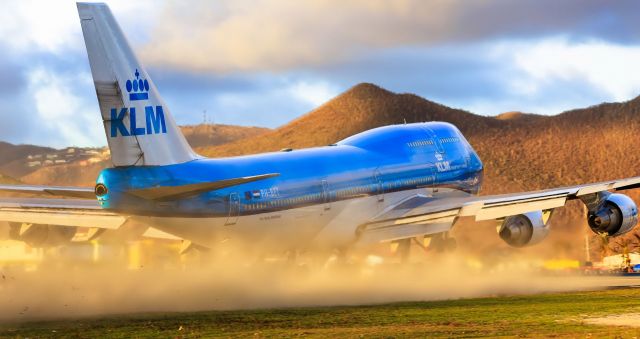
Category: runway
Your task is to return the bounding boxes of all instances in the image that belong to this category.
[1,258,639,323]
[543,274,640,290]
[2,280,640,338]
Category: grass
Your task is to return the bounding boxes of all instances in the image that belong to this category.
[2,288,640,338]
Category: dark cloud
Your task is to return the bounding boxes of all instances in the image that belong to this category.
[141,0,640,72]
[0,44,101,147]
[0,59,25,95]
[451,0,640,44]
[149,67,262,96]
[0,51,38,144]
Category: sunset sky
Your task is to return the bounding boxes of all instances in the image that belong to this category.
[0,0,639,147]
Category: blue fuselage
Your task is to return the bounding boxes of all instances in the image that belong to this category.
[96,122,484,217]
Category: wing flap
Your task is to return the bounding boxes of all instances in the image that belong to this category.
[0,197,125,229]
[474,194,568,221]
[358,221,452,244]
[142,227,182,240]
[0,208,125,229]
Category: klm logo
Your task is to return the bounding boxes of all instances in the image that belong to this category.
[110,69,166,137]
[126,69,149,101]
[110,106,166,137]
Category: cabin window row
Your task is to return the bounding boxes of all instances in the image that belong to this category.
[336,185,373,198]
[408,140,434,147]
[242,193,323,210]
[440,137,459,143]
[240,176,435,211]
[386,176,434,189]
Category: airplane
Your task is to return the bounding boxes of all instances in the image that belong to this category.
[0,2,639,257]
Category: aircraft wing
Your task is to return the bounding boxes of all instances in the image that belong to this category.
[0,184,95,199]
[0,197,125,229]
[357,176,640,244]
[0,173,281,241]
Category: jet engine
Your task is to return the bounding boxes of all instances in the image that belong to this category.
[8,222,77,247]
[498,211,550,247]
[586,193,638,237]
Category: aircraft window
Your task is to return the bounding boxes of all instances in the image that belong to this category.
[408,139,434,148]
[440,137,460,143]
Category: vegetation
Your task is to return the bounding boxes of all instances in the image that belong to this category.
[180,124,271,149]
[0,174,20,185]
[3,288,640,338]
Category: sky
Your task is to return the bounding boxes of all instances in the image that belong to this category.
[1,0,639,148]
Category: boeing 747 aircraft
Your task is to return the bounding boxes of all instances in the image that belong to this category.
[0,3,639,255]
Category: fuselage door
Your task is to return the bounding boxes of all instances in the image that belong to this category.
[321,180,331,211]
[422,126,445,154]
[225,192,240,226]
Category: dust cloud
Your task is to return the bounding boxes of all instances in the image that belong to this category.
[0,237,610,322]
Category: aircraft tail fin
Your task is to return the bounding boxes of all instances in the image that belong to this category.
[77,2,199,167]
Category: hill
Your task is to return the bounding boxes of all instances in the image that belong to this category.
[197,84,498,157]
[181,124,271,149]
[495,111,543,121]
[4,124,271,185]
[0,142,53,167]
[0,173,20,184]
[0,142,55,178]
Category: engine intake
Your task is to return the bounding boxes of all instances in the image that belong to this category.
[499,211,550,247]
[586,193,637,236]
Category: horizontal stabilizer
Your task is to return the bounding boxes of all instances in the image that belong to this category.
[0,184,95,199]
[128,173,280,201]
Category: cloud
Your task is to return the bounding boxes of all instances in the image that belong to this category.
[158,73,339,128]
[0,0,81,54]
[26,67,105,148]
[141,0,640,72]
[0,0,160,55]
[508,38,640,102]
[287,80,339,107]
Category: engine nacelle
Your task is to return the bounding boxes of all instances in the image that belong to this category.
[587,193,638,237]
[498,211,550,247]
[8,223,77,247]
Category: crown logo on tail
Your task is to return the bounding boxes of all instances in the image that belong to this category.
[125,69,149,101]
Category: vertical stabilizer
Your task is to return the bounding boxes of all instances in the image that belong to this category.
[77,2,199,166]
